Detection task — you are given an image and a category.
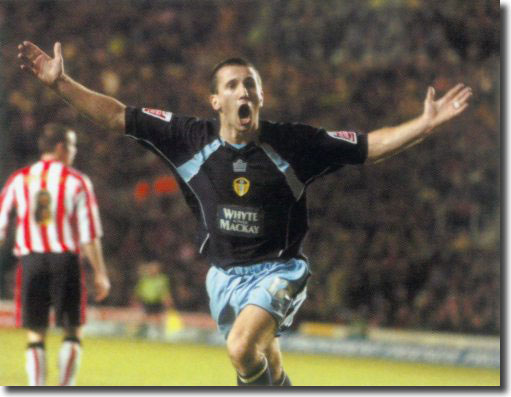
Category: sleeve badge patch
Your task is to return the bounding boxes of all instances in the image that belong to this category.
[327,130,357,144]
[142,108,173,122]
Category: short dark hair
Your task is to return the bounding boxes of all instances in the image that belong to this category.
[209,57,261,94]
[38,123,70,154]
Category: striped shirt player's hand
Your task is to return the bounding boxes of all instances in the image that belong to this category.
[82,239,110,302]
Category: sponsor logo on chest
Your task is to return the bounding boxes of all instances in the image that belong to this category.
[217,205,263,237]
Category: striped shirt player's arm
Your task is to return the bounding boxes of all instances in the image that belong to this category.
[73,173,110,302]
[0,172,20,244]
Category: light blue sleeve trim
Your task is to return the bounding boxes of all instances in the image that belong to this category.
[259,143,305,200]
[176,139,222,183]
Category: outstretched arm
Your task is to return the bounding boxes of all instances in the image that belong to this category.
[366,84,472,163]
[18,41,126,133]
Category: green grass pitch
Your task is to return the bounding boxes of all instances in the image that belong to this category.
[0,328,500,386]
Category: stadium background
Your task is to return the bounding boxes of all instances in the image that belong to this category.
[0,0,500,387]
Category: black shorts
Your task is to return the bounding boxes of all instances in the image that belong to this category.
[143,302,165,315]
[15,253,85,329]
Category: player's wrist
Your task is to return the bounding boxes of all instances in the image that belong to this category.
[418,113,435,136]
[51,72,69,91]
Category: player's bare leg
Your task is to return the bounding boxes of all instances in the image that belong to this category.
[227,304,277,386]
[263,337,291,386]
[26,328,47,386]
[58,326,82,386]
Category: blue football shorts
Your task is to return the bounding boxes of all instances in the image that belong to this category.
[206,258,310,339]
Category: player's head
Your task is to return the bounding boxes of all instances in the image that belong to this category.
[146,261,162,276]
[39,123,77,166]
[209,58,264,133]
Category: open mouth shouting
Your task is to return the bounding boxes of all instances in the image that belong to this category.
[238,103,252,127]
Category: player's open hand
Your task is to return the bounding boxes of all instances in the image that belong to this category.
[423,83,472,132]
[18,41,64,87]
[94,272,111,302]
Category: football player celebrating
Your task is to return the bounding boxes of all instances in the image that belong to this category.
[17,41,471,386]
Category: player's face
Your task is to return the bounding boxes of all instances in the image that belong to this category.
[210,65,263,132]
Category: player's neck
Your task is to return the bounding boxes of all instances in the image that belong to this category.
[40,153,69,165]
[219,124,260,145]
[40,153,57,162]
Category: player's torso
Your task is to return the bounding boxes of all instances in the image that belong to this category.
[200,142,295,237]
[21,161,78,222]
[12,160,83,254]
[181,135,303,266]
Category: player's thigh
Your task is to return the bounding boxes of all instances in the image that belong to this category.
[20,254,51,329]
[50,253,82,326]
[227,304,278,353]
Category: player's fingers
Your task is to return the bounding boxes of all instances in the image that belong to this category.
[425,86,435,103]
[20,41,44,60]
[450,88,472,113]
[17,53,33,65]
[96,279,110,302]
[96,289,108,302]
[54,41,62,59]
[442,83,465,102]
[453,102,469,115]
[18,43,31,59]
[454,87,473,104]
[20,63,38,76]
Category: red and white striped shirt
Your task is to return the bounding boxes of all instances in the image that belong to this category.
[0,159,103,256]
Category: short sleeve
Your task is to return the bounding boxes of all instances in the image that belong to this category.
[75,174,103,244]
[0,172,19,241]
[262,121,367,182]
[125,107,210,166]
[304,128,368,166]
[298,127,367,180]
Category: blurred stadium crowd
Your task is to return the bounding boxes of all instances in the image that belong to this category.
[0,0,499,335]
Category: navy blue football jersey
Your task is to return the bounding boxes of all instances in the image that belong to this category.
[125,107,367,267]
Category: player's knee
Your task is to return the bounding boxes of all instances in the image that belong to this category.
[27,328,46,343]
[226,336,257,371]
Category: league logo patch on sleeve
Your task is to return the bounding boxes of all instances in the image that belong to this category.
[327,130,358,144]
[142,108,173,122]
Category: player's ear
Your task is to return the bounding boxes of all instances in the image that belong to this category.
[210,94,221,112]
[259,89,264,108]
